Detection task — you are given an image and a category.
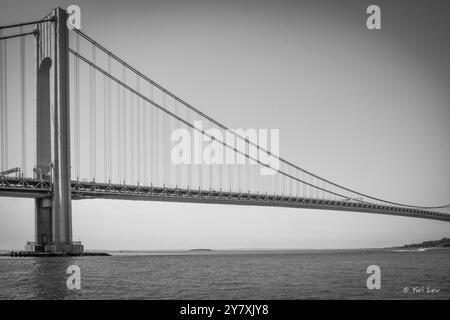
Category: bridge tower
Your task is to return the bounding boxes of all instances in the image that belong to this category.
[28,8,83,254]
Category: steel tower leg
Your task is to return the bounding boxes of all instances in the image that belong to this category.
[34,57,52,252]
[30,8,83,254]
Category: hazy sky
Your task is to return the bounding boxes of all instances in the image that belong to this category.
[0,0,449,250]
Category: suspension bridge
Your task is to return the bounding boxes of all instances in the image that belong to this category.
[0,8,449,254]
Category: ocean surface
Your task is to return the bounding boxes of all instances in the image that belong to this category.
[0,249,449,299]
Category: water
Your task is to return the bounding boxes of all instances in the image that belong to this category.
[0,249,449,299]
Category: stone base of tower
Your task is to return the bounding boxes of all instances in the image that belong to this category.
[25,242,84,255]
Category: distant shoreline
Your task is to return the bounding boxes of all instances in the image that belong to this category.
[1,238,449,256]
[389,237,450,250]
[1,247,449,257]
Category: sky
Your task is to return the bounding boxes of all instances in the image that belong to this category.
[0,0,449,250]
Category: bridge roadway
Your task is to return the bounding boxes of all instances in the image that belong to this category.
[1,176,449,222]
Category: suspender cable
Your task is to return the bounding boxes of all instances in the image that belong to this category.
[20,26,26,175]
[246,140,250,192]
[108,55,112,181]
[2,38,7,171]
[117,80,121,183]
[33,32,36,178]
[130,86,134,183]
[149,83,154,185]
[104,59,108,182]
[208,125,212,190]
[122,66,126,183]
[93,46,97,180]
[257,146,260,193]
[228,135,232,191]
[89,48,93,178]
[143,81,147,185]
[174,100,179,187]
[238,150,241,192]
[162,92,166,186]
[89,44,97,180]
[198,120,202,189]
[187,108,191,188]
[292,167,295,196]
[167,95,171,186]
[136,75,140,184]
[220,141,224,192]
[153,86,158,186]
[0,30,3,172]
[74,32,80,179]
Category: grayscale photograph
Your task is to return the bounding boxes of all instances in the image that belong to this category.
[0,0,449,306]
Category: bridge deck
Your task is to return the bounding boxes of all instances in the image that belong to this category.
[1,176,449,222]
